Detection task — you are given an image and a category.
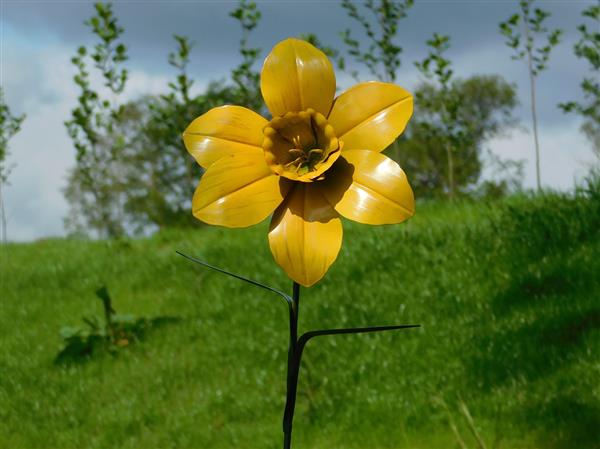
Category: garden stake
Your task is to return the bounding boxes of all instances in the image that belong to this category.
[178,251,420,449]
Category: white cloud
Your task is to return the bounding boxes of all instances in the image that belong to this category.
[487,119,596,190]
[2,39,177,242]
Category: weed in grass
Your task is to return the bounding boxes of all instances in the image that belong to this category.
[55,286,181,364]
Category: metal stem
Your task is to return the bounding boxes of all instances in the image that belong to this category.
[283,282,300,449]
[177,252,421,448]
[281,282,420,449]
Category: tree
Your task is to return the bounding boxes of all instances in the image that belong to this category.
[64,0,266,235]
[121,35,198,231]
[340,0,414,82]
[398,75,519,198]
[0,88,26,242]
[414,33,461,198]
[559,5,600,159]
[339,0,414,163]
[122,36,239,232]
[229,0,263,112]
[500,0,562,191]
[64,2,129,238]
[120,0,264,233]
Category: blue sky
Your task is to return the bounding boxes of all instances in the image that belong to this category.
[1,0,597,241]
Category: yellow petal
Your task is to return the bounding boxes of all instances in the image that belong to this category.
[261,38,336,118]
[183,105,267,168]
[268,183,342,287]
[319,150,415,225]
[328,81,413,153]
[193,152,289,228]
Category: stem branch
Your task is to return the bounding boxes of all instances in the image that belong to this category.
[283,282,301,449]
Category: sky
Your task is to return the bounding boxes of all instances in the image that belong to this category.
[1,0,597,242]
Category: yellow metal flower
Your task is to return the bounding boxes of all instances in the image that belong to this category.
[183,38,415,287]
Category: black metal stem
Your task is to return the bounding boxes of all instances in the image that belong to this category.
[283,282,301,449]
[176,252,421,449]
[281,284,421,449]
[176,251,291,305]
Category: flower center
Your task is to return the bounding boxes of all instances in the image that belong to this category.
[263,109,341,182]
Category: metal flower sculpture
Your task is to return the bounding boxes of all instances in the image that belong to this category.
[183,38,415,287]
[180,38,419,449]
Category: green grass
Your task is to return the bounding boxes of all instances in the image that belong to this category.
[1,186,599,449]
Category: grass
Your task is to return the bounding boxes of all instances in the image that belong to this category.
[1,184,599,449]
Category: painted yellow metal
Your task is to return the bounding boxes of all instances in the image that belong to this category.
[183,105,267,168]
[184,38,416,286]
[328,81,413,153]
[261,38,336,118]
[263,109,341,182]
[319,150,415,225]
[268,183,343,287]
[192,152,289,227]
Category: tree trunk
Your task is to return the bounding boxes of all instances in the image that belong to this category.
[0,181,7,243]
[525,24,542,192]
[446,142,455,199]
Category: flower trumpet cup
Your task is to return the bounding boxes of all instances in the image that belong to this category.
[183,38,415,287]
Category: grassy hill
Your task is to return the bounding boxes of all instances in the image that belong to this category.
[1,182,599,449]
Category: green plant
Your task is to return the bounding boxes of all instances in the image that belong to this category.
[121,35,200,231]
[0,87,25,242]
[64,1,130,237]
[414,34,460,198]
[340,0,414,82]
[559,5,600,158]
[500,0,562,191]
[229,0,263,111]
[55,286,180,364]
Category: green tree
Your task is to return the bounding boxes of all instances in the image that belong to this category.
[339,0,414,163]
[229,0,263,112]
[64,1,129,238]
[414,34,461,198]
[500,0,562,191]
[121,36,238,232]
[340,0,414,82]
[399,75,518,198]
[121,0,264,231]
[559,5,600,158]
[0,88,26,242]
[121,35,197,231]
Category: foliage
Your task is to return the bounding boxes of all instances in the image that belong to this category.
[0,87,25,242]
[499,0,562,191]
[63,1,268,235]
[2,190,599,448]
[64,1,129,238]
[121,33,246,233]
[121,35,204,232]
[413,34,461,198]
[0,87,25,185]
[122,0,264,232]
[476,150,525,200]
[398,74,519,198]
[229,0,263,112]
[499,0,562,76]
[559,5,600,157]
[340,0,414,81]
[55,286,180,364]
